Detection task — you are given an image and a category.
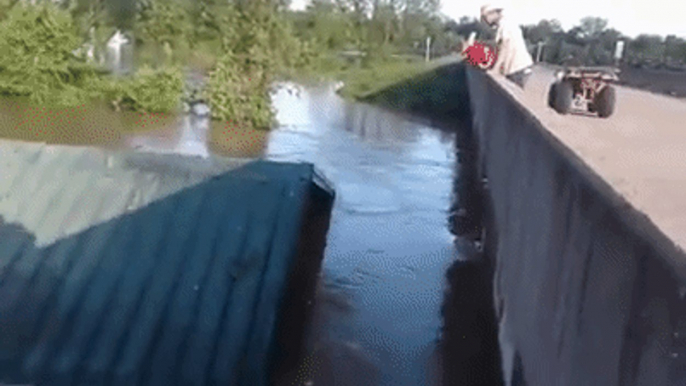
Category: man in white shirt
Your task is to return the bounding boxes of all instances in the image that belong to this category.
[480,3,534,89]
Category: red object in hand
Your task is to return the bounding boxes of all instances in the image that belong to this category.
[463,42,497,70]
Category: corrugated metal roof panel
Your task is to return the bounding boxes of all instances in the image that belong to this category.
[0,140,334,386]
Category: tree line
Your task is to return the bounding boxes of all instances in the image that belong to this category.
[449,15,686,69]
[286,0,457,61]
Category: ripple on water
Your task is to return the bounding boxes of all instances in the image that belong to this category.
[327,267,383,291]
[337,183,402,213]
[339,205,402,215]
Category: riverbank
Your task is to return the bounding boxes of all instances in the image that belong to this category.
[337,58,432,99]
[284,54,454,101]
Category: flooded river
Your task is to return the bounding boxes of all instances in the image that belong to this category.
[268,83,457,386]
[0,81,501,385]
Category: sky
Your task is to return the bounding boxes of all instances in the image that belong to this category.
[290,0,686,39]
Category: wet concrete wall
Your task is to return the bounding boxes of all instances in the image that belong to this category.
[465,66,686,386]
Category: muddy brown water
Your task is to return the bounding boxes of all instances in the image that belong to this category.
[0,82,502,385]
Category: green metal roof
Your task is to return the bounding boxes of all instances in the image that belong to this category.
[0,140,335,386]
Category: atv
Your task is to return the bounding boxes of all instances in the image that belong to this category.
[548,66,620,118]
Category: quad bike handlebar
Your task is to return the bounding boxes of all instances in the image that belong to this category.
[554,66,620,82]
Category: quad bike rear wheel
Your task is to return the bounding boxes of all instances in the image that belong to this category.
[595,85,616,118]
[548,82,557,108]
[549,80,573,115]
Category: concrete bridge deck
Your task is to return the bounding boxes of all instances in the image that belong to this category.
[505,66,686,270]
[0,140,334,385]
[466,65,686,386]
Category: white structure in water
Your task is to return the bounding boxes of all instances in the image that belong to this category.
[86,44,95,62]
[106,30,130,74]
[86,26,96,63]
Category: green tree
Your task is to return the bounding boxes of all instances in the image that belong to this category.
[134,0,190,50]
[629,34,664,63]
[578,16,608,39]
[202,0,306,126]
[0,1,89,105]
[305,0,354,50]
[553,16,619,65]
[522,19,562,44]
[664,35,686,64]
[0,0,21,21]
[184,0,237,43]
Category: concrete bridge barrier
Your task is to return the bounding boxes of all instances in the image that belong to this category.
[361,59,686,385]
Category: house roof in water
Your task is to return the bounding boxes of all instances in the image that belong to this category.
[0,139,334,386]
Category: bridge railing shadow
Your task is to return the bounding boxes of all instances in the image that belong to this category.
[437,101,505,386]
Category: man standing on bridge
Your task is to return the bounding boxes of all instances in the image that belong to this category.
[480,3,534,89]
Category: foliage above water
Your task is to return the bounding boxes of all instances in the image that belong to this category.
[203,50,274,129]
[0,1,188,114]
[200,0,301,128]
[94,65,184,113]
[0,2,91,107]
[134,0,190,50]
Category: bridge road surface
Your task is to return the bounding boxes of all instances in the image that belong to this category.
[490,65,686,274]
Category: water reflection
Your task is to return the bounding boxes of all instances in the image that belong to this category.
[126,115,206,156]
[341,102,422,149]
[440,244,503,386]
[440,121,503,386]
